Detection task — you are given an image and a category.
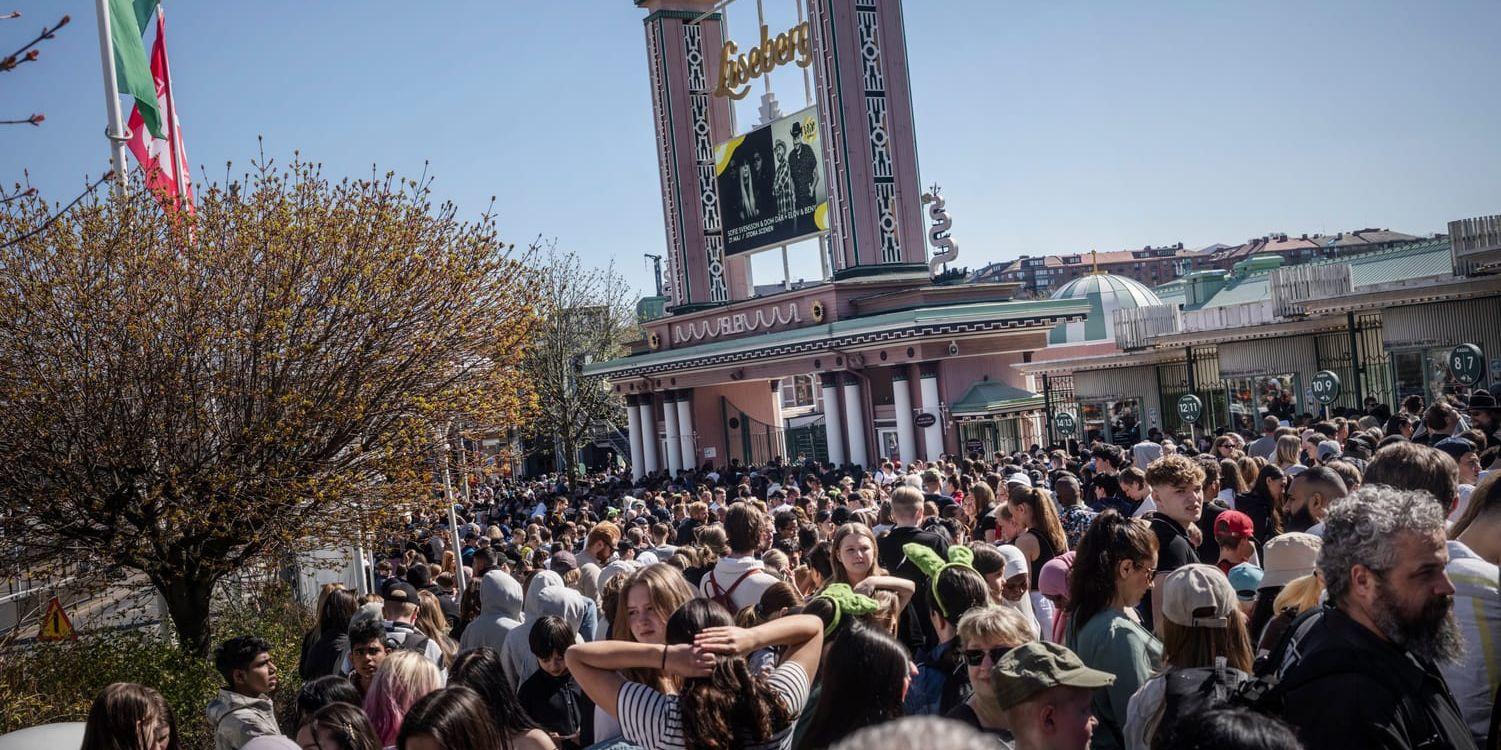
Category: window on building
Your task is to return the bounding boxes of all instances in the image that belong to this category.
[781,374,818,408]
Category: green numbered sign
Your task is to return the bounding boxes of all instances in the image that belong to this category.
[1176,394,1204,424]
[1054,412,1077,437]
[1448,344,1485,386]
[1311,370,1341,405]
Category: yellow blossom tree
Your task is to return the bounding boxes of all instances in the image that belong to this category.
[0,157,538,654]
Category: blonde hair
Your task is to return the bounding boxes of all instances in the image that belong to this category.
[414,590,457,667]
[869,590,900,636]
[829,522,886,585]
[1273,573,1324,615]
[1274,435,1302,470]
[957,605,1035,648]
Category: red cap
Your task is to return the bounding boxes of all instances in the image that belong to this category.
[1214,510,1255,539]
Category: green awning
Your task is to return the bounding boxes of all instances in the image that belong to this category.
[950,380,1045,416]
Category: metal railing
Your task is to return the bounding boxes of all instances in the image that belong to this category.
[1271,263,1351,318]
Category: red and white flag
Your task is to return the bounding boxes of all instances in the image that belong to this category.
[126,8,193,212]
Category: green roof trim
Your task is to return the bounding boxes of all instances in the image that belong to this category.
[584,297,1090,377]
[950,380,1045,416]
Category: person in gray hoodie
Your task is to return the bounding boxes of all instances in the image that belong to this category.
[459,569,525,653]
[502,570,589,689]
[205,635,280,750]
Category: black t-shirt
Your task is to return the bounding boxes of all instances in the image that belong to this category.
[1142,513,1198,633]
[1194,501,1229,565]
[877,525,950,655]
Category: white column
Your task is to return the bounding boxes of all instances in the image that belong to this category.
[919,364,944,461]
[662,391,683,476]
[842,373,870,468]
[676,390,696,471]
[626,394,645,481]
[769,380,785,461]
[891,368,918,465]
[819,373,847,466]
[639,394,659,475]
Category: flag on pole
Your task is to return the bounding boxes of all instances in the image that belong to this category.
[126,8,193,211]
[108,0,163,139]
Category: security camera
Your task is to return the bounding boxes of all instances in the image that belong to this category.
[947,341,960,356]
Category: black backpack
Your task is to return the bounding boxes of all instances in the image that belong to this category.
[1153,658,1253,748]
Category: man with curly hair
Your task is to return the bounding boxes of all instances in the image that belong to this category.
[1140,454,1205,634]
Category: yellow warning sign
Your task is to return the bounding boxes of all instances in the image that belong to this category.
[37,596,76,642]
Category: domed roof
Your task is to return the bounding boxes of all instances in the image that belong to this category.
[1047,273,1164,345]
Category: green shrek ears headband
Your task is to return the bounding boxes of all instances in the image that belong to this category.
[811,583,879,637]
[902,542,976,620]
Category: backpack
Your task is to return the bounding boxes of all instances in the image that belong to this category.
[1153,658,1252,747]
[706,568,757,611]
[383,627,431,657]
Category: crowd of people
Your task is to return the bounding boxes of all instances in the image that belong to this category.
[76,391,1500,750]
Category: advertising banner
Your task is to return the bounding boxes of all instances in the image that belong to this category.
[714,105,828,256]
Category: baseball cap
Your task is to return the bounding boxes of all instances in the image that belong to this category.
[1213,510,1254,540]
[1433,437,1477,462]
[384,581,420,605]
[549,550,578,573]
[1260,532,1321,589]
[1005,472,1033,488]
[1316,440,1342,462]
[1227,563,1263,602]
[1160,564,1236,628]
[991,641,1115,710]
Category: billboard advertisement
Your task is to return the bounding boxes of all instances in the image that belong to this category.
[714,105,828,256]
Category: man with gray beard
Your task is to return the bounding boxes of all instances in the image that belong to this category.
[1274,485,1475,750]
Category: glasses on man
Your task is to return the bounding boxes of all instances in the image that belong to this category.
[962,645,1013,666]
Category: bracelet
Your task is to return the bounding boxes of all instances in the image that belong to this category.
[660,644,668,671]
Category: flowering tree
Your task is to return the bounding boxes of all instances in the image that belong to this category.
[0,158,537,654]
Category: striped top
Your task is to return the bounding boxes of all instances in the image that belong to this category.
[617,662,810,750]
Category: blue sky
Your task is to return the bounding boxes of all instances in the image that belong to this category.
[3,0,1498,297]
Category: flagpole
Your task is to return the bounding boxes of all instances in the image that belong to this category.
[93,0,130,194]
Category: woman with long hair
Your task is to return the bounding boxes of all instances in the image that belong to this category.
[364,649,444,748]
[416,590,459,668]
[826,522,914,611]
[397,686,506,750]
[81,682,179,750]
[566,598,823,750]
[794,624,911,750]
[1273,434,1303,475]
[1236,465,1288,543]
[1253,572,1326,660]
[1235,456,1261,493]
[300,583,351,680]
[1065,510,1161,750]
[298,702,382,750]
[583,563,699,744]
[1217,459,1247,508]
[1212,435,1241,460]
[449,648,552,750]
[967,481,998,542]
[301,588,358,680]
[1123,564,1254,749]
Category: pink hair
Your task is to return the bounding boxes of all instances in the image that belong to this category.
[362,649,442,746]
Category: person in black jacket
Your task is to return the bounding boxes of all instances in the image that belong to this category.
[1276,484,1475,750]
[877,485,950,655]
[517,616,594,749]
[299,588,357,681]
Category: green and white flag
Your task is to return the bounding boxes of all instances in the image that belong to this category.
[109,0,164,139]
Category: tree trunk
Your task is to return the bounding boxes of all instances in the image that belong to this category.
[156,572,217,657]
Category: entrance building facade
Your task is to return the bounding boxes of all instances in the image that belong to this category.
[587,1,1086,474]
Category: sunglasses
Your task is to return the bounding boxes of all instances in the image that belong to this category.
[962,645,1013,666]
